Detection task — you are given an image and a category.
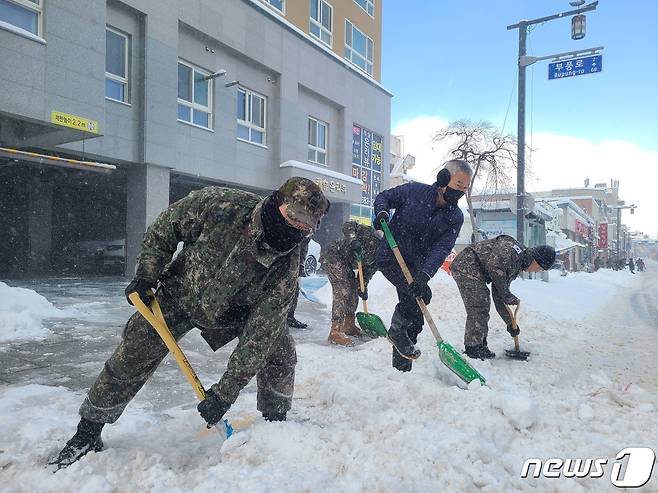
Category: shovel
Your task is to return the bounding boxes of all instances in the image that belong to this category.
[504,302,530,361]
[128,291,234,440]
[379,220,486,385]
[355,259,387,338]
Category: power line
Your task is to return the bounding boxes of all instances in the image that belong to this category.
[501,70,517,135]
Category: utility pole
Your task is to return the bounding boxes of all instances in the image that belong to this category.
[507,1,599,245]
[610,203,637,258]
[617,208,622,258]
[516,21,527,245]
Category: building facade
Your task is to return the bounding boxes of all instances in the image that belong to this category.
[0,0,391,275]
[469,191,550,248]
[534,180,629,269]
[387,134,415,191]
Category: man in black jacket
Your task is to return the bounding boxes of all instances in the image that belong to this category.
[373,160,472,371]
[451,235,555,359]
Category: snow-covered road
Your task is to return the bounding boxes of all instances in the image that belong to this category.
[0,265,656,492]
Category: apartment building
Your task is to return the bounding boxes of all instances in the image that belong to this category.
[0,0,391,274]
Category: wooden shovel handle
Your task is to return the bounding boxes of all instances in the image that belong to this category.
[356,260,369,314]
[504,302,521,352]
[389,239,444,344]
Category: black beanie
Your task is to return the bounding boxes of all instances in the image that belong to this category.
[530,245,556,270]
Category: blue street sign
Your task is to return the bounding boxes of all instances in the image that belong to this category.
[548,54,602,80]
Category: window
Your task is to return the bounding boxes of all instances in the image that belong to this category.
[264,0,283,13]
[0,0,42,36]
[354,0,374,17]
[237,87,267,145]
[105,28,129,103]
[309,0,332,47]
[177,61,212,129]
[308,117,328,165]
[344,20,373,76]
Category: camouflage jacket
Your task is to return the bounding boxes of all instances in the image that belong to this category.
[459,235,533,326]
[320,221,380,274]
[135,187,299,405]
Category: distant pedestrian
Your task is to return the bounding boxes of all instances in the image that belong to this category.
[637,258,645,272]
[629,257,635,274]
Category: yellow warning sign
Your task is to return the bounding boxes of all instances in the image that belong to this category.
[50,111,99,134]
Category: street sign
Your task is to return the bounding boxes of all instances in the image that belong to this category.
[548,54,602,80]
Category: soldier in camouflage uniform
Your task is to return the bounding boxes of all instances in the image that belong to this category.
[50,177,329,469]
[451,235,555,360]
[319,221,380,346]
[287,237,310,329]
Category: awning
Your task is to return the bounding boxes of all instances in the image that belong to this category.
[0,110,102,148]
[549,233,586,254]
[0,147,116,174]
[280,160,362,203]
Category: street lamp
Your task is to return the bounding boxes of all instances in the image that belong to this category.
[571,14,586,40]
[507,1,599,246]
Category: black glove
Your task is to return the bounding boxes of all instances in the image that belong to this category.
[350,239,364,259]
[408,272,430,300]
[373,211,389,231]
[507,324,520,338]
[197,389,231,427]
[125,278,156,307]
[358,287,368,300]
[504,293,520,305]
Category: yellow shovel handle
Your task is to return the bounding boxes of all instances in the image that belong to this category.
[356,260,369,314]
[128,291,206,402]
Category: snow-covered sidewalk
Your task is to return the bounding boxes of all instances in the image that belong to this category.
[0,267,656,492]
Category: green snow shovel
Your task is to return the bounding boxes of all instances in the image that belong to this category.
[380,220,486,385]
[355,258,387,338]
[504,303,530,361]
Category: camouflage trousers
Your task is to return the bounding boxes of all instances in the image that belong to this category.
[324,260,360,322]
[79,291,296,424]
[451,254,491,347]
[379,262,432,341]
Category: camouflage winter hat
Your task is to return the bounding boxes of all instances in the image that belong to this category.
[278,177,330,230]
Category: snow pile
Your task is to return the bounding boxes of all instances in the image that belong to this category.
[512,269,639,321]
[0,282,66,342]
[0,268,656,491]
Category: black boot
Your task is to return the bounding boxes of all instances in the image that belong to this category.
[287,317,308,329]
[388,310,421,361]
[392,347,412,372]
[465,342,496,360]
[49,418,105,471]
[263,412,286,422]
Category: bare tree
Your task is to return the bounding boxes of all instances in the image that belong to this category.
[432,120,519,242]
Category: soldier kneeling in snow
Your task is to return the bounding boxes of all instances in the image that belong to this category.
[50,177,329,469]
[451,235,555,360]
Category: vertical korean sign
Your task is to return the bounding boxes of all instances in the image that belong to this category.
[351,124,383,222]
[362,129,372,205]
[598,223,608,248]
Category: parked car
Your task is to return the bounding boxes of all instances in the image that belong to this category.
[59,240,106,273]
[303,239,321,276]
[102,239,126,274]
